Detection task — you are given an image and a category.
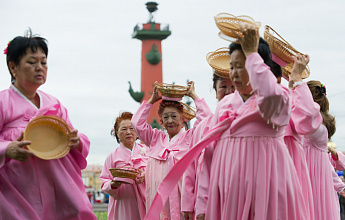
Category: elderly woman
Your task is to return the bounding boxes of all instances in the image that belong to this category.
[181,56,234,220]
[189,25,307,219]
[100,112,149,220]
[303,81,345,220]
[131,81,211,220]
[0,31,96,219]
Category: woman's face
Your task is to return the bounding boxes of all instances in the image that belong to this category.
[229,49,252,96]
[10,47,47,91]
[215,77,235,101]
[117,119,137,149]
[161,107,184,138]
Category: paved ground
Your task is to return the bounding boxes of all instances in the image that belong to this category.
[92,203,108,212]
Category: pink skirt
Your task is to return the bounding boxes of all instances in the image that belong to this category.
[206,137,308,220]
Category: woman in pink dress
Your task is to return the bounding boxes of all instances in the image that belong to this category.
[194,24,307,220]
[100,112,149,220]
[283,54,323,220]
[0,31,96,219]
[303,80,344,220]
[131,81,212,220]
[181,58,234,220]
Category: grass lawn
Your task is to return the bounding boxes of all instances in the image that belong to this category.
[94,211,107,220]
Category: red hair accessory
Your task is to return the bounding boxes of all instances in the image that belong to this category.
[321,84,327,96]
[3,41,11,55]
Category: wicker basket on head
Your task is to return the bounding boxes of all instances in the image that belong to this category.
[264,25,303,64]
[155,83,189,98]
[282,63,310,79]
[206,47,230,79]
[179,102,196,121]
[109,167,140,180]
[24,115,73,160]
[214,13,261,42]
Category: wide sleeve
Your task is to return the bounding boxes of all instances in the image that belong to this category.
[246,52,291,127]
[100,153,120,199]
[331,166,345,193]
[59,103,90,170]
[131,101,163,147]
[193,97,213,128]
[0,119,11,169]
[290,83,322,135]
[181,158,197,212]
[329,151,345,171]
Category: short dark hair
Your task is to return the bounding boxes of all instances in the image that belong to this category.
[6,33,48,82]
[228,37,281,78]
[212,73,222,91]
[111,112,133,143]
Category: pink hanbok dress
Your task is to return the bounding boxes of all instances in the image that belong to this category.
[303,124,344,220]
[283,82,323,219]
[131,97,211,220]
[197,53,308,219]
[100,142,149,220]
[0,85,96,220]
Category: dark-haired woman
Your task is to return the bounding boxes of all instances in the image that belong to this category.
[131,81,211,220]
[0,31,96,219]
[193,25,307,219]
[100,112,149,220]
[303,81,345,220]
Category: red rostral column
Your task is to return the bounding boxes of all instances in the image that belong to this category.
[129,2,171,129]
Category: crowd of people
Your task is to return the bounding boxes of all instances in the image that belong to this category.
[0,18,344,220]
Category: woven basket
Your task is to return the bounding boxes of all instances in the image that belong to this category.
[206,47,230,79]
[179,102,196,121]
[214,13,261,42]
[24,115,72,160]
[282,63,310,79]
[109,167,140,180]
[264,25,302,64]
[155,83,189,98]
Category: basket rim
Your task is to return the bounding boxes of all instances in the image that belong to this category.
[282,63,310,79]
[214,13,261,28]
[206,47,230,77]
[24,115,71,160]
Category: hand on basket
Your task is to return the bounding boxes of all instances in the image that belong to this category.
[68,129,81,150]
[136,170,145,184]
[5,132,34,161]
[186,81,198,100]
[232,22,259,57]
[148,83,162,104]
[289,54,309,84]
[111,180,122,189]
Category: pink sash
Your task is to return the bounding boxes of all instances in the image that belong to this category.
[144,111,236,219]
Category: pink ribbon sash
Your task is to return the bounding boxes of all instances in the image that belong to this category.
[144,111,236,220]
[162,96,182,101]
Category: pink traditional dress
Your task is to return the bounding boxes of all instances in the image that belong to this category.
[0,85,96,220]
[283,82,323,219]
[144,53,308,220]
[131,97,211,220]
[100,142,149,220]
[303,124,344,220]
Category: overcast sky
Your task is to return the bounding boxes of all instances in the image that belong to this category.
[1,0,344,166]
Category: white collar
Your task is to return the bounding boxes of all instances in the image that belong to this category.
[11,84,42,109]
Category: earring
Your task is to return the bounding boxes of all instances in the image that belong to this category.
[13,74,16,78]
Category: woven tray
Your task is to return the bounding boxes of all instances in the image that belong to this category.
[179,102,196,121]
[282,63,310,79]
[264,25,303,64]
[109,167,140,180]
[206,47,230,78]
[24,115,72,160]
[155,83,189,98]
[214,13,261,42]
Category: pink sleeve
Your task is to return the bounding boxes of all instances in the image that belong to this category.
[193,97,212,128]
[245,53,291,127]
[329,151,345,171]
[59,103,90,170]
[331,167,345,193]
[131,101,162,147]
[0,106,10,168]
[290,83,322,135]
[100,154,120,199]
[181,157,197,212]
